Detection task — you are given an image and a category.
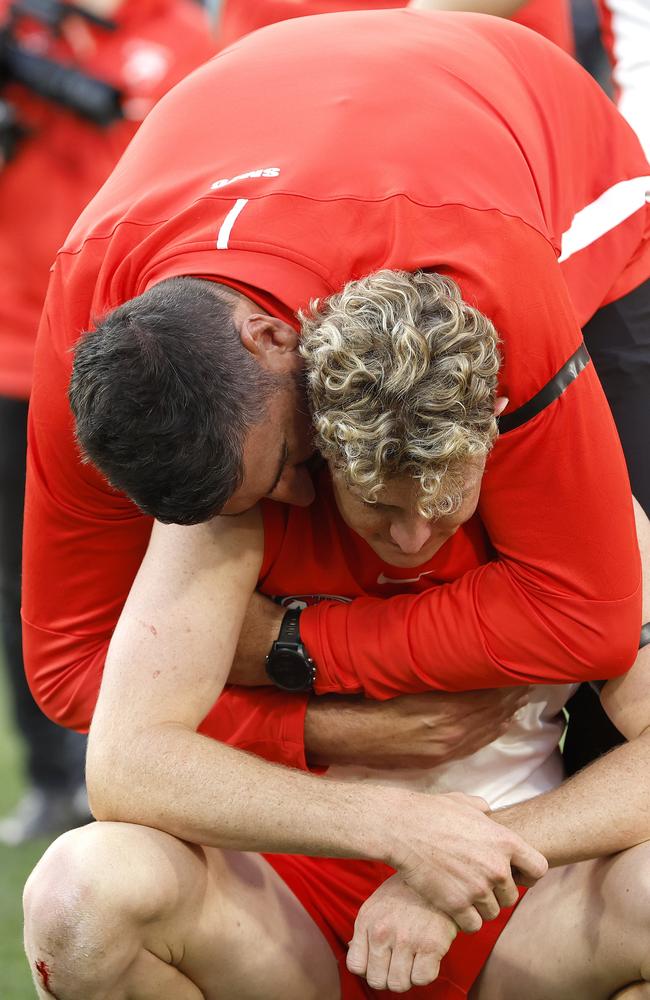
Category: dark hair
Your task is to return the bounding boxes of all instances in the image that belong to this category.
[69,277,275,524]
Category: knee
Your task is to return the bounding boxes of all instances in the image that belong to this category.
[23,823,170,998]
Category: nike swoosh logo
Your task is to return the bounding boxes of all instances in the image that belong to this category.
[376,570,437,585]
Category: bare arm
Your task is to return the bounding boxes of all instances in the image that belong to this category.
[494,499,650,866]
[88,510,378,857]
[87,509,546,931]
[494,654,650,867]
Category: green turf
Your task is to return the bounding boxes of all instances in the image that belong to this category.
[0,665,54,1000]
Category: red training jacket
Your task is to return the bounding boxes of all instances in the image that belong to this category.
[23,11,648,734]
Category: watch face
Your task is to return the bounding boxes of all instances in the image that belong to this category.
[267,649,313,691]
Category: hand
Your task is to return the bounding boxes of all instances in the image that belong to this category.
[304,687,529,769]
[384,789,547,932]
[228,592,284,686]
[347,874,457,993]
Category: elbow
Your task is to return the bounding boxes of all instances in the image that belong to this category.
[533,581,642,682]
[572,608,640,681]
[586,633,637,680]
[85,726,166,827]
[85,735,136,823]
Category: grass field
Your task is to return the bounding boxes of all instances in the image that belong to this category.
[0,665,55,1000]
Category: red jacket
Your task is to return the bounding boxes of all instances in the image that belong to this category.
[0,0,214,399]
[23,11,648,736]
[217,0,574,54]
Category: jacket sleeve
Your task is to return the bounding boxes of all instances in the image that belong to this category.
[300,224,643,698]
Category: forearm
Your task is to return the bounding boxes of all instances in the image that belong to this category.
[494,730,650,867]
[304,688,527,769]
[87,714,548,936]
[305,694,376,767]
[88,718,395,863]
[229,591,283,685]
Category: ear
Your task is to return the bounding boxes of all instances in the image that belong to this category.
[494,395,509,417]
[239,314,302,373]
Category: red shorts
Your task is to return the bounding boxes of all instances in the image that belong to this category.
[263,854,523,999]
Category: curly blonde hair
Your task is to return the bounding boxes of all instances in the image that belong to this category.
[299,270,501,518]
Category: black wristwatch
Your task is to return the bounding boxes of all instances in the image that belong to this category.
[265,609,316,692]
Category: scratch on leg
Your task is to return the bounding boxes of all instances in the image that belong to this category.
[35,960,60,998]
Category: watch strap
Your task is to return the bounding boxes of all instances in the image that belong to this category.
[277,608,301,646]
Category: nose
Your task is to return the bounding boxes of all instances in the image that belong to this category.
[389,515,433,554]
[269,464,316,507]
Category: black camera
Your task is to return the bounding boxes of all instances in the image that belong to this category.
[0,0,124,162]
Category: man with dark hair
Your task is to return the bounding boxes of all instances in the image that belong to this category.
[70,279,285,522]
[22,272,650,997]
[19,9,650,994]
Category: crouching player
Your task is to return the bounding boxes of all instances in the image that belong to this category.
[24,273,650,999]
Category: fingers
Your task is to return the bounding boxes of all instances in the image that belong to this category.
[410,950,443,988]
[384,943,415,993]
[364,926,393,992]
[354,944,443,994]
[510,842,548,885]
[355,940,444,993]
[511,866,541,889]
[472,890,501,922]
[451,905,483,934]
[493,877,521,910]
[346,928,369,979]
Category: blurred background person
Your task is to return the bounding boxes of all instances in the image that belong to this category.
[572,0,611,81]
[0,0,214,846]
[597,0,650,156]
